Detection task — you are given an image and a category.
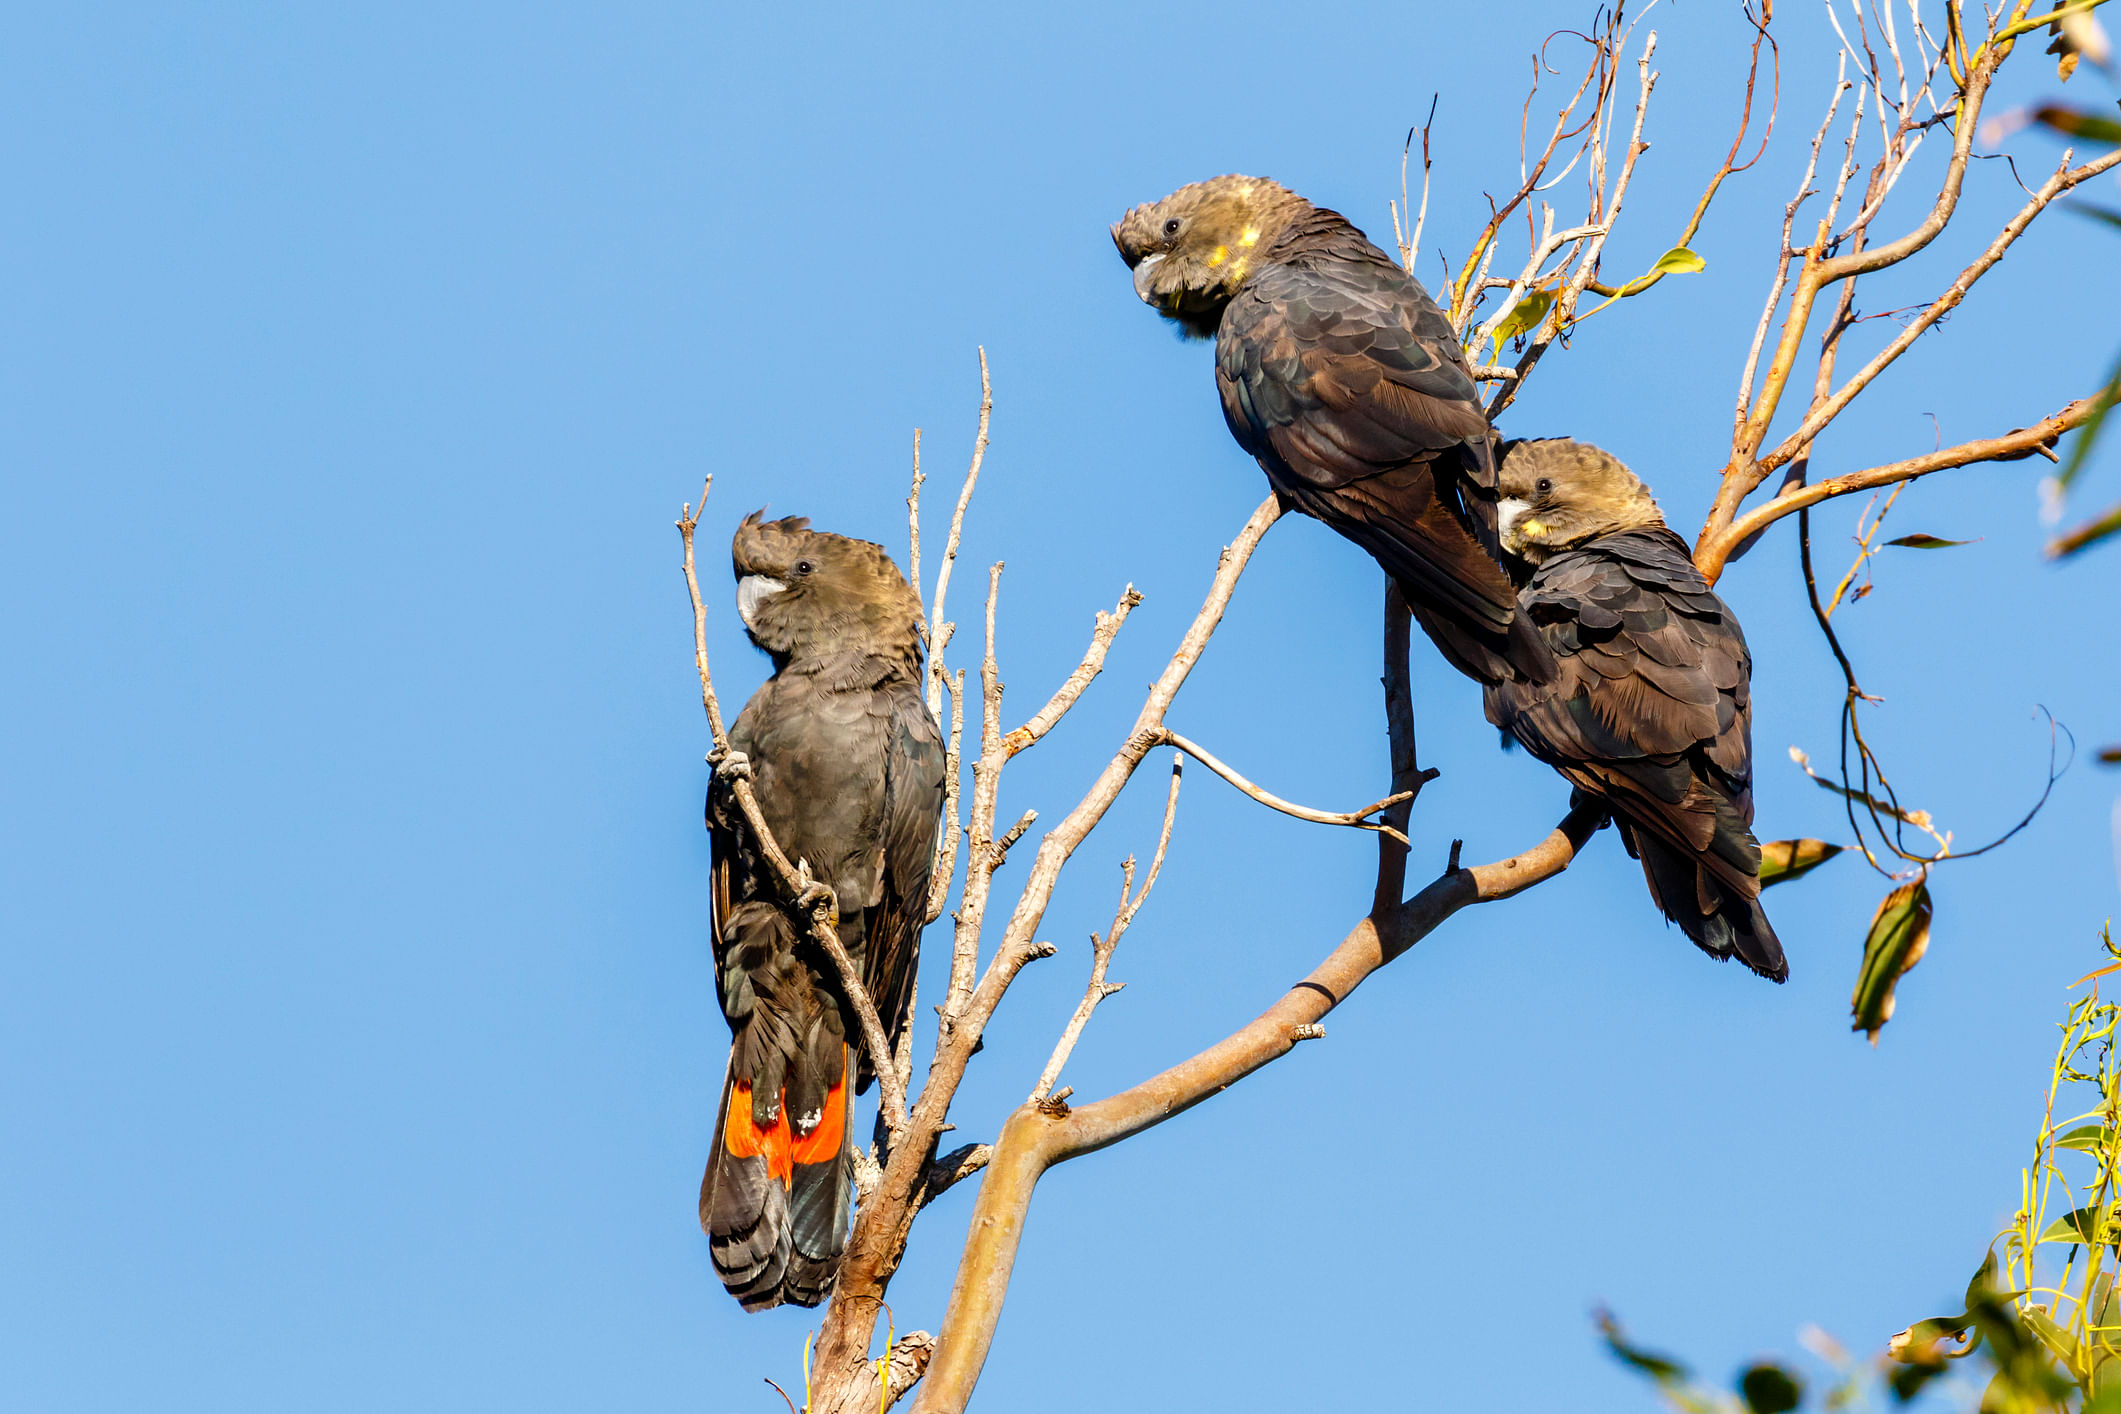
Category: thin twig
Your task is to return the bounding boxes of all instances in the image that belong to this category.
[1155,728,1417,846]
[908,802,1606,1414]
[926,349,993,724]
[1030,753,1185,1102]
[1000,586,1144,759]
[1706,394,2102,574]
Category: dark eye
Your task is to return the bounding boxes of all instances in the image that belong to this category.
[795,559,814,575]
[1535,478,1553,496]
[1162,218,1182,237]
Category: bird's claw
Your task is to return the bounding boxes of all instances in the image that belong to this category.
[794,879,838,924]
[714,748,754,782]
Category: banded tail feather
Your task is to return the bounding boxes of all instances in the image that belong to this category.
[700,1043,853,1311]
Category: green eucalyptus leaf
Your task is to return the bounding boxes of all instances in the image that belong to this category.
[1596,1308,1689,1383]
[1850,880,1934,1044]
[1968,1249,2001,1308]
[1889,1360,1945,1402]
[1890,1315,1975,1366]
[1489,288,1555,360]
[2033,103,2121,147]
[2038,1204,2114,1246]
[1653,246,1707,274]
[2021,1306,2079,1366]
[2051,496,2121,560]
[1885,534,1980,549]
[2055,1123,2115,1153]
[1740,1363,1802,1414]
[1760,838,1844,887]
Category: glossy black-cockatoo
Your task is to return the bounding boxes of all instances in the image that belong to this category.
[701,512,945,1310]
[1482,439,1787,982]
[1111,174,1550,685]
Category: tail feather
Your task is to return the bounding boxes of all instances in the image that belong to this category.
[1625,824,1788,983]
[701,1065,792,1311]
[701,1045,854,1312]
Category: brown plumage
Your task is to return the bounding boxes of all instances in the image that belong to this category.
[1483,440,1786,982]
[1111,174,1550,685]
[701,513,945,1309]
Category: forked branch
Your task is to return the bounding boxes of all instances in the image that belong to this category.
[909,794,1609,1414]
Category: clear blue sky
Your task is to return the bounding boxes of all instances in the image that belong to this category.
[2,4,2116,1410]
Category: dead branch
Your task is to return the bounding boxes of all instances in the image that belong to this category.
[1585,2,1779,307]
[800,495,1282,1411]
[1487,27,1656,419]
[937,562,1014,1024]
[906,800,1606,1414]
[1450,21,1611,332]
[924,662,967,929]
[1154,727,1417,846]
[925,349,993,724]
[679,478,909,1137]
[1029,753,1185,1102]
[1739,57,1850,440]
[999,586,1144,759]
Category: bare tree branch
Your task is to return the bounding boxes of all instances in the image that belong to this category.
[925,348,993,724]
[1702,395,2103,576]
[1154,727,1418,845]
[999,586,1144,759]
[801,495,1283,1411]
[906,801,1606,1414]
[1029,753,1184,1102]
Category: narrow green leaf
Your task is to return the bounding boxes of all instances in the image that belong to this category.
[2073,202,2121,232]
[1760,838,1845,887]
[2023,1306,2080,1366]
[1850,880,1933,1044]
[2033,103,2121,147]
[1653,246,1707,274]
[1968,1249,2001,1311]
[2050,495,2121,560]
[1596,1308,1689,1383]
[2052,345,2121,496]
[1885,533,1980,549]
[1740,1363,1802,1414]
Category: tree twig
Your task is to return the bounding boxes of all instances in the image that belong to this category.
[1000,586,1144,759]
[1154,727,1418,846]
[906,801,1606,1414]
[1702,394,2102,577]
[925,349,992,724]
[1029,752,1185,1102]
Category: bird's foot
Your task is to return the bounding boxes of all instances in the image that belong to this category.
[713,748,753,782]
[793,877,839,927]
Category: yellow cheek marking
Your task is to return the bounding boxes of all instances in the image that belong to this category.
[1239,226,1259,246]
[1520,518,1549,539]
[1208,245,1228,267]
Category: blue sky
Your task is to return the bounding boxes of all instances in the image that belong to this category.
[1,3,2116,1410]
